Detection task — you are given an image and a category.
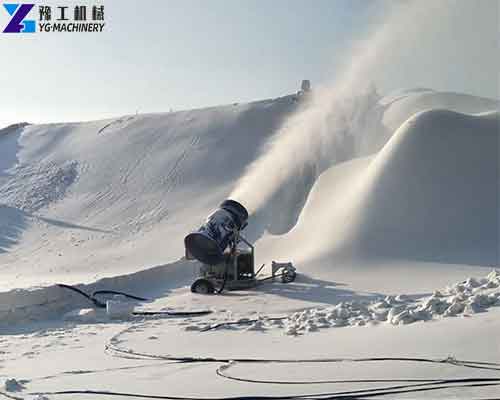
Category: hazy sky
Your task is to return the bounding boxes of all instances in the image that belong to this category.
[0,0,498,128]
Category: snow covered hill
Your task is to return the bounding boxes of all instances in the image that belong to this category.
[1,88,499,400]
[0,96,301,288]
[0,88,498,289]
[0,87,497,320]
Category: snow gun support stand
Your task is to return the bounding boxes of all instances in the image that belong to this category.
[184,199,296,295]
[188,229,257,294]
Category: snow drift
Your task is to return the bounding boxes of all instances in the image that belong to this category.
[259,108,499,267]
[353,109,499,264]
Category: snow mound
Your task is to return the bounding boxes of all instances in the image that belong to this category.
[352,109,499,265]
[0,160,79,213]
[381,91,498,132]
[269,109,499,267]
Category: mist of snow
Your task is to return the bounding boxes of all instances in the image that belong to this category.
[230,1,449,214]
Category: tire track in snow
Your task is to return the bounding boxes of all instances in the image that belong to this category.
[141,135,201,227]
[85,129,173,230]
[162,135,199,193]
[120,128,168,186]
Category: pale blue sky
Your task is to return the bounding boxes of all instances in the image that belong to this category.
[0,0,498,128]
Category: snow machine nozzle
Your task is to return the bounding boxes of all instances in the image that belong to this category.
[184,199,248,265]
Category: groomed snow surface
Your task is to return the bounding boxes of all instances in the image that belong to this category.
[0,89,499,399]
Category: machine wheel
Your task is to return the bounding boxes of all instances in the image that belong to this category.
[191,279,215,294]
[281,270,296,283]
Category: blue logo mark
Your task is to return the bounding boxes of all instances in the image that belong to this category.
[3,3,35,33]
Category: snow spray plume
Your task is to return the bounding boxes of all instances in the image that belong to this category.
[230,1,449,214]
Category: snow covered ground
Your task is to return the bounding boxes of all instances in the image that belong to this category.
[0,88,499,399]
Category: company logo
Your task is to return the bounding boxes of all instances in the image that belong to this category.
[2,3,35,33]
[2,3,105,33]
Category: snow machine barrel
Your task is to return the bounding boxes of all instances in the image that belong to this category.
[184,199,249,265]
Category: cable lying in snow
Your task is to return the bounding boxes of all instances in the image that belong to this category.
[26,380,500,399]
[104,323,500,393]
[57,284,150,309]
[29,357,500,400]
[18,291,500,400]
[56,284,212,318]
[216,358,500,385]
[0,391,24,400]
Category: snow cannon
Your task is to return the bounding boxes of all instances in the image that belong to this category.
[184,199,249,265]
[185,199,296,294]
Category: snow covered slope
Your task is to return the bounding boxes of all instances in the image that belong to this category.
[0,97,299,288]
[0,89,498,296]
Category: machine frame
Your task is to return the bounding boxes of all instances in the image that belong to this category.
[188,230,258,293]
[184,200,296,294]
